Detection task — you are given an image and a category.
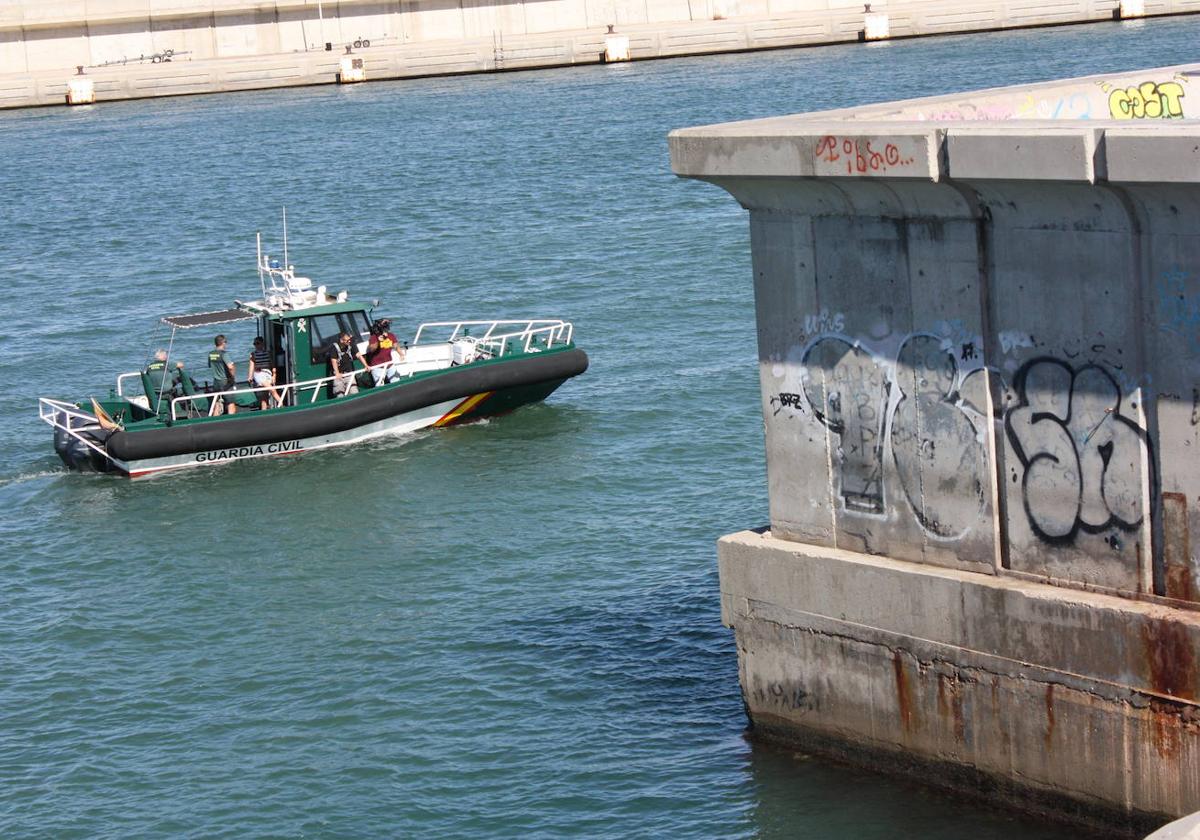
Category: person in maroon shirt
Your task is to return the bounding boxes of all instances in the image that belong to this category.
[366,318,405,385]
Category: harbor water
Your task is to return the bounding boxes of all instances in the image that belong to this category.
[2,17,1199,837]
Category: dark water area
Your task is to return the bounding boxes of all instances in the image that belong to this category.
[2,16,1197,837]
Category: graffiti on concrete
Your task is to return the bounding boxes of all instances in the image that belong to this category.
[1104,79,1186,120]
[802,337,891,515]
[814,135,916,175]
[915,102,1016,121]
[1015,91,1093,120]
[1004,358,1151,544]
[890,336,988,537]
[768,392,804,417]
[1158,267,1200,354]
[804,308,845,337]
[999,330,1034,354]
[798,332,988,537]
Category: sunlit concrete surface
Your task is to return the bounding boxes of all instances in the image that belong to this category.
[671,63,1200,836]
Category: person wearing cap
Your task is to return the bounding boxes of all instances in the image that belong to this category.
[366,318,405,385]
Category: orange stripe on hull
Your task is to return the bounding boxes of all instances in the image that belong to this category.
[434,391,493,427]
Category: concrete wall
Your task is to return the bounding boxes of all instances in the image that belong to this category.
[3,0,1200,109]
[670,63,1200,832]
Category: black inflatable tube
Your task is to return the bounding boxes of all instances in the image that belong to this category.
[107,348,588,462]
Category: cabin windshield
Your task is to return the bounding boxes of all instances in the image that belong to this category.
[306,311,371,363]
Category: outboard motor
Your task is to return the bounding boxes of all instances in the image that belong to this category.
[52,417,114,473]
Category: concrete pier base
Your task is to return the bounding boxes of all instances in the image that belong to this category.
[721,529,1200,835]
[671,62,1200,829]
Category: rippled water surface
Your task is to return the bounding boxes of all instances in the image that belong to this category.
[3,16,1198,837]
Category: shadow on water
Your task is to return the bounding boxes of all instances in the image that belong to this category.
[745,737,1097,840]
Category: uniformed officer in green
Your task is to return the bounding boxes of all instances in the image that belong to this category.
[144,350,182,396]
[144,349,184,411]
[208,334,239,415]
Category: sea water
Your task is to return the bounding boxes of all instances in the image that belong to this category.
[2,17,1198,837]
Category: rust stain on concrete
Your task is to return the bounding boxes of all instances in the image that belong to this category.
[936,673,965,743]
[1162,492,1194,602]
[1141,616,1197,759]
[1044,683,1056,750]
[1148,697,1183,760]
[893,650,914,732]
[1142,618,1197,701]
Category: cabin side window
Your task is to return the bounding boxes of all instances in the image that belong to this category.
[308,315,343,364]
[338,312,370,341]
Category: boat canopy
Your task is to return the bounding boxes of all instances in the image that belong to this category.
[162,308,258,330]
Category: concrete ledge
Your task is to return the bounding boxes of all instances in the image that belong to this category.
[670,63,1200,184]
[946,127,1102,181]
[720,528,1200,828]
[1105,126,1200,182]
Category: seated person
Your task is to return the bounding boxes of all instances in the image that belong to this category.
[208,333,239,415]
[248,336,283,410]
[366,319,406,385]
[327,332,359,397]
[144,349,184,409]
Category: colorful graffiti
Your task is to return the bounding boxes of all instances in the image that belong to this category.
[1105,80,1186,120]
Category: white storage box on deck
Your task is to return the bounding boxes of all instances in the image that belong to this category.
[452,339,477,365]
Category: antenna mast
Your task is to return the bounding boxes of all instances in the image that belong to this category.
[257,231,267,299]
[282,206,289,270]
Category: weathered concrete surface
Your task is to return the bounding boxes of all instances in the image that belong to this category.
[671,62,1200,831]
[2,0,1200,109]
[1147,810,1200,838]
[722,529,1200,834]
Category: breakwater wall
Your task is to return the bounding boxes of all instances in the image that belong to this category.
[670,64,1200,835]
[2,0,1199,108]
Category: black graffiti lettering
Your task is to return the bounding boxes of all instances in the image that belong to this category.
[1004,357,1152,544]
[769,392,804,416]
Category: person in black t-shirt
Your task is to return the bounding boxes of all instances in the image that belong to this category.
[327,332,359,397]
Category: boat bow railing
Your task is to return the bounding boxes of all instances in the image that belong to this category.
[412,319,573,357]
[37,398,115,463]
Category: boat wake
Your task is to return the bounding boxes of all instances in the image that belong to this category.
[0,467,66,489]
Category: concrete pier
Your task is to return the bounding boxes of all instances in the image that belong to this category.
[2,0,1200,109]
[670,65,1200,834]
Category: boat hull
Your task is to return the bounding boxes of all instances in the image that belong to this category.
[90,347,586,477]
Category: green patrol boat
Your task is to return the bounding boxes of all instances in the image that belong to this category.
[38,234,588,477]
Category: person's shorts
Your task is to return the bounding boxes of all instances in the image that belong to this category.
[252,370,274,387]
[333,376,358,397]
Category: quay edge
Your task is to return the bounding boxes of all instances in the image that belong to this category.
[3,0,1200,109]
